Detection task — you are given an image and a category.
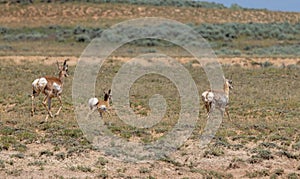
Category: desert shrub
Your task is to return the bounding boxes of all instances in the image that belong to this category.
[0,160,5,168]
[11,153,25,159]
[56,0,227,9]
[273,169,284,176]
[28,160,46,166]
[259,142,278,149]
[0,45,12,50]
[0,136,18,150]
[39,150,53,157]
[287,173,299,179]
[73,25,87,35]
[95,157,108,166]
[251,149,273,160]
[203,147,224,158]
[76,165,93,172]
[287,64,300,70]
[75,34,90,42]
[216,48,241,56]
[56,34,65,42]
[292,141,300,150]
[250,45,300,56]
[0,0,33,4]
[55,152,65,160]
[230,3,243,10]
[276,150,299,159]
[0,26,8,34]
[194,22,300,41]
[262,61,274,68]
[3,32,47,41]
[245,170,269,178]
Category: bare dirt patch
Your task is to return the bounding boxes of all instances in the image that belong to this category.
[1,56,298,68]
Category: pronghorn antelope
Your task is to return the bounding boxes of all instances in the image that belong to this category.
[88,89,112,118]
[31,59,69,121]
[202,77,233,120]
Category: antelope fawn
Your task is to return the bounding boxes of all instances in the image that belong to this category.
[31,60,69,121]
[202,77,233,120]
[88,89,112,118]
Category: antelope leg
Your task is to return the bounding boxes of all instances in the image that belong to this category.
[225,108,231,121]
[42,96,53,118]
[31,95,35,116]
[55,95,63,116]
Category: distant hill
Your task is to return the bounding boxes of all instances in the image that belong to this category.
[1,0,227,9]
[0,2,299,28]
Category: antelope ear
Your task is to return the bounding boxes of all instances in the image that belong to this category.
[56,61,61,70]
[63,59,69,67]
[108,89,111,94]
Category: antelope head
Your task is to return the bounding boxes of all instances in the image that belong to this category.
[57,59,69,78]
[226,79,233,90]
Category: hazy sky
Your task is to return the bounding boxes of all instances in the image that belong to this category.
[203,0,300,12]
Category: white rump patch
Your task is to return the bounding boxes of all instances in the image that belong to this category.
[207,92,214,102]
[53,82,61,92]
[202,91,208,100]
[32,77,47,93]
[202,91,214,102]
[88,97,98,110]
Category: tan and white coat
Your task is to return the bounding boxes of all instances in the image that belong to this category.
[31,60,69,121]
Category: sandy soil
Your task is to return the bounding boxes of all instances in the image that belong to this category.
[0,56,299,178]
[1,55,299,68]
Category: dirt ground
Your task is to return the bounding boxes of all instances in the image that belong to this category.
[2,55,299,67]
[0,56,299,178]
[1,139,299,178]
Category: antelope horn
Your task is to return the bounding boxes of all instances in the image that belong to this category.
[63,59,69,66]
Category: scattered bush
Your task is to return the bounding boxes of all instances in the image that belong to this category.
[250,149,273,161]
[1,22,300,56]
[139,167,151,174]
[276,150,299,159]
[11,153,25,159]
[0,160,5,169]
[273,168,284,176]
[203,147,224,158]
[95,157,108,166]
[259,142,278,149]
[245,170,269,178]
[195,22,300,41]
[3,32,47,41]
[28,160,46,166]
[287,173,299,179]
[262,61,274,68]
[75,165,93,173]
[256,149,273,160]
[0,27,8,34]
[39,150,53,157]
[75,34,91,42]
[36,0,227,9]
[55,152,65,160]
[293,142,300,150]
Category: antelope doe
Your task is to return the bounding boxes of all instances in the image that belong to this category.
[202,77,233,120]
[88,89,112,118]
[31,60,69,121]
